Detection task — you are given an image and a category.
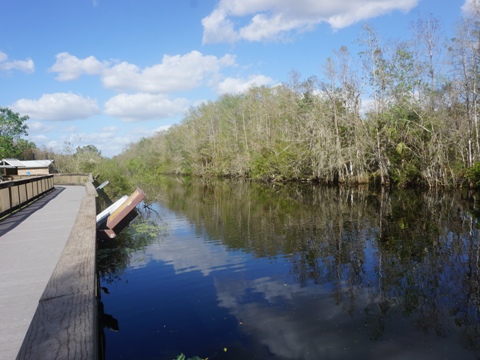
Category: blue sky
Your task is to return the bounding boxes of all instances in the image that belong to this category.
[0,0,471,157]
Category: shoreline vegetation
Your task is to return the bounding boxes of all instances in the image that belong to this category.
[32,11,480,195]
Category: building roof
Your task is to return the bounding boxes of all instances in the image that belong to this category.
[0,159,54,168]
[1,159,25,167]
[21,160,54,168]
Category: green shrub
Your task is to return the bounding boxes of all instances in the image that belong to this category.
[465,162,480,188]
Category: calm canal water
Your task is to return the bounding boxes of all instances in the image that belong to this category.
[98,179,480,360]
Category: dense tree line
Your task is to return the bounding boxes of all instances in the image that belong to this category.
[15,9,480,192]
[111,10,480,189]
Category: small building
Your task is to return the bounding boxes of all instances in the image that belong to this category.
[0,159,54,177]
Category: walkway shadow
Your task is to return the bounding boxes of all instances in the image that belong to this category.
[0,186,66,237]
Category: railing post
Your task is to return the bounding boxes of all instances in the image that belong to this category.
[9,186,12,211]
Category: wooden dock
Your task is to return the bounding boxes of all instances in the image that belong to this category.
[0,183,98,360]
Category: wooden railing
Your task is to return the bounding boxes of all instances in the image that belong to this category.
[0,175,54,218]
[53,173,93,185]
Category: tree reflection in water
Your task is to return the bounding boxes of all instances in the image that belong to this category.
[99,177,480,359]
[97,207,166,359]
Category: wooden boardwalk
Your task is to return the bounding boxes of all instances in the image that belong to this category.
[0,185,97,360]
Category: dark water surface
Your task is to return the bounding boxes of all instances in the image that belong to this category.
[98,179,480,360]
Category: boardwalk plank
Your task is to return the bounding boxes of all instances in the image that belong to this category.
[16,195,98,360]
[0,185,97,360]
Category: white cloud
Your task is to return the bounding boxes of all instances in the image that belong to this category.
[100,126,119,132]
[154,125,172,133]
[0,51,34,73]
[239,13,312,42]
[11,93,100,121]
[359,98,375,115]
[26,121,54,133]
[129,225,247,275]
[29,134,48,142]
[115,125,172,141]
[62,125,80,133]
[49,52,108,81]
[44,130,132,157]
[101,51,236,93]
[66,131,125,146]
[201,9,240,43]
[47,51,260,98]
[104,93,190,122]
[202,0,419,43]
[462,0,480,14]
[216,74,273,95]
